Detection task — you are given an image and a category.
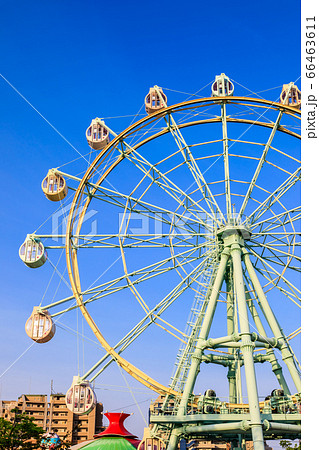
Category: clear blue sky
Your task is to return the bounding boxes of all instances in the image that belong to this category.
[0,0,303,447]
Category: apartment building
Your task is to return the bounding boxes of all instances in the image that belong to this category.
[0,393,104,446]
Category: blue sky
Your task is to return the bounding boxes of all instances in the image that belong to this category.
[0,0,304,448]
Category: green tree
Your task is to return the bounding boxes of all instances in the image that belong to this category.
[280,439,301,449]
[0,409,71,449]
[0,408,43,449]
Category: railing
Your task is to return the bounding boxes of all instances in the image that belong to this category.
[150,396,301,416]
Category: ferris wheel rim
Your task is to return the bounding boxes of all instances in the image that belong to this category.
[64,95,300,398]
[67,96,301,201]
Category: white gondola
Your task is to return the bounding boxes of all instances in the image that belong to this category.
[19,235,47,268]
[211,73,234,97]
[25,307,56,343]
[65,376,97,415]
[42,170,68,202]
[86,118,110,150]
[280,83,301,109]
[145,86,167,114]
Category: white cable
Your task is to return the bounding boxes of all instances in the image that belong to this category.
[39,249,64,306]
[0,342,37,379]
[116,362,148,426]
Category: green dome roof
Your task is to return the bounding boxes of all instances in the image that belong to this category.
[80,437,136,450]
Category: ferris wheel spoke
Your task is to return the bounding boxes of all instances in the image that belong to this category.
[82,254,211,381]
[88,185,200,233]
[250,206,301,232]
[117,147,217,227]
[82,252,212,385]
[251,222,300,251]
[150,86,225,223]
[101,125,216,226]
[248,239,301,262]
[248,250,300,273]
[118,235,208,315]
[36,228,205,249]
[75,183,208,238]
[44,244,209,315]
[250,219,291,249]
[251,235,300,249]
[252,232,301,244]
[90,244,207,291]
[221,101,232,219]
[58,171,210,237]
[253,253,301,272]
[253,214,301,236]
[253,254,300,273]
[163,111,225,223]
[255,233,300,248]
[34,244,206,317]
[253,265,301,308]
[238,108,286,218]
[71,232,204,249]
[248,247,301,301]
[287,327,301,341]
[249,246,301,292]
[247,167,301,225]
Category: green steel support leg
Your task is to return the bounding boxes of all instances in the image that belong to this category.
[231,243,265,450]
[226,278,234,335]
[227,363,237,404]
[246,289,291,395]
[167,248,230,450]
[242,250,301,393]
[226,271,237,403]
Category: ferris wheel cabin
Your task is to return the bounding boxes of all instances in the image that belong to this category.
[19,236,47,268]
[25,307,56,343]
[211,73,234,97]
[86,118,110,150]
[145,87,167,114]
[280,83,301,109]
[66,377,97,415]
[42,170,68,202]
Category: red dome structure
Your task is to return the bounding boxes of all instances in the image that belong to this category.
[94,412,141,449]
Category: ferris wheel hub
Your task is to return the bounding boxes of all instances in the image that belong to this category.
[217,224,251,243]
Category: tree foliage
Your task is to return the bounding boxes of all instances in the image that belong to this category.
[0,408,43,450]
[280,440,301,449]
[0,409,70,449]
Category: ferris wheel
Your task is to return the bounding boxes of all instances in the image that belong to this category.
[20,74,301,450]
